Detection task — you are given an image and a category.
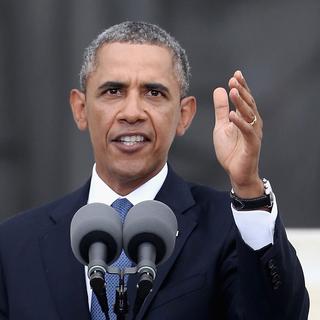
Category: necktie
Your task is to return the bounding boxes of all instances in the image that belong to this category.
[91,198,133,320]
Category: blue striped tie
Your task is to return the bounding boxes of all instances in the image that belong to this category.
[91,198,133,320]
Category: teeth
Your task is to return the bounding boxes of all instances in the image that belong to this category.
[119,135,145,145]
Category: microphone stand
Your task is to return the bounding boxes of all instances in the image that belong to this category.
[105,266,137,320]
[113,270,129,320]
[93,265,154,320]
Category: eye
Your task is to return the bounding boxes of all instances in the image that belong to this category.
[105,88,121,96]
[146,89,163,97]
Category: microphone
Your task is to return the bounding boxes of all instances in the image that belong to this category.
[123,200,178,315]
[70,202,123,316]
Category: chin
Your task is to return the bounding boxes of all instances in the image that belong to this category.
[113,161,158,183]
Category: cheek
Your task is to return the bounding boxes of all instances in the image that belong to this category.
[154,111,180,144]
[87,111,113,146]
[88,102,115,127]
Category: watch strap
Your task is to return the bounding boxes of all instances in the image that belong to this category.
[230,178,274,211]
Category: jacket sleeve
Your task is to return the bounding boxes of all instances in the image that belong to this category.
[220,214,309,319]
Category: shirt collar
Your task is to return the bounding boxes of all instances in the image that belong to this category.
[87,163,168,206]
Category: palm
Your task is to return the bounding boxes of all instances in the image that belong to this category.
[212,72,263,196]
[214,120,241,171]
[213,119,259,185]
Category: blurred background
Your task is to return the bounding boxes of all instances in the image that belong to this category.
[1,0,319,317]
[1,0,320,227]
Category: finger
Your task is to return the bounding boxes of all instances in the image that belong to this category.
[234,70,250,93]
[213,87,230,126]
[229,110,262,141]
[229,88,256,124]
[228,76,257,112]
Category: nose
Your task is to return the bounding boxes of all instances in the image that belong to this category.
[118,92,147,124]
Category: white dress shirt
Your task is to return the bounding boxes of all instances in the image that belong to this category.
[85,163,168,309]
[85,162,277,309]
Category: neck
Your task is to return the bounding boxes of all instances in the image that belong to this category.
[96,168,165,196]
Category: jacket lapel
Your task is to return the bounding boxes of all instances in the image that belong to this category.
[128,168,199,319]
[39,181,91,320]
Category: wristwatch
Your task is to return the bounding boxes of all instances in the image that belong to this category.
[230,178,274,211]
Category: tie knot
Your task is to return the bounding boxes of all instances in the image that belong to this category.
[111,198,133,223]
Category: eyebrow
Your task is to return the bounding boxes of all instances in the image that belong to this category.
[143,83,170,95]
[97,81,127,92]
[96,81,171,96]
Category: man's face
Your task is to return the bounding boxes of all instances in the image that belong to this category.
[70,43,195,194]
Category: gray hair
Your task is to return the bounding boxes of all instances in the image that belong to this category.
[80,21,191,97]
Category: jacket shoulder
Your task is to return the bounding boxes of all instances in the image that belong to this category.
[0,181,90,235]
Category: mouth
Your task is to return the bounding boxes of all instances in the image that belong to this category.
[112,134,150,148]
[118,135,146,145]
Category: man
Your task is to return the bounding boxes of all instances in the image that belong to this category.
[0,21,309,319]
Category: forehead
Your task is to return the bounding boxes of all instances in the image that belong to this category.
[91,42,178,85]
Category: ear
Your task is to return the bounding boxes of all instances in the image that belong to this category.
[176,96,197,136]
[69,89,88,131]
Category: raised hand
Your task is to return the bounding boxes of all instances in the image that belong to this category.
[213,70,264,198]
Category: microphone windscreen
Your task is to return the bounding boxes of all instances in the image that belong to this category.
[70,203,122,266]
[123,200,177,265]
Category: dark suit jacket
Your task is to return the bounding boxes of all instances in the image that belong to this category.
[0,168,309,319]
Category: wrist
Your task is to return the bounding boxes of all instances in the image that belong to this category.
[230,178,274,211]
[231,177,264,198]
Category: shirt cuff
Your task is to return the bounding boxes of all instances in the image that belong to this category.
[232,193,278,250]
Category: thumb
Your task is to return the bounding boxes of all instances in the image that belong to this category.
[213,87,230,127]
